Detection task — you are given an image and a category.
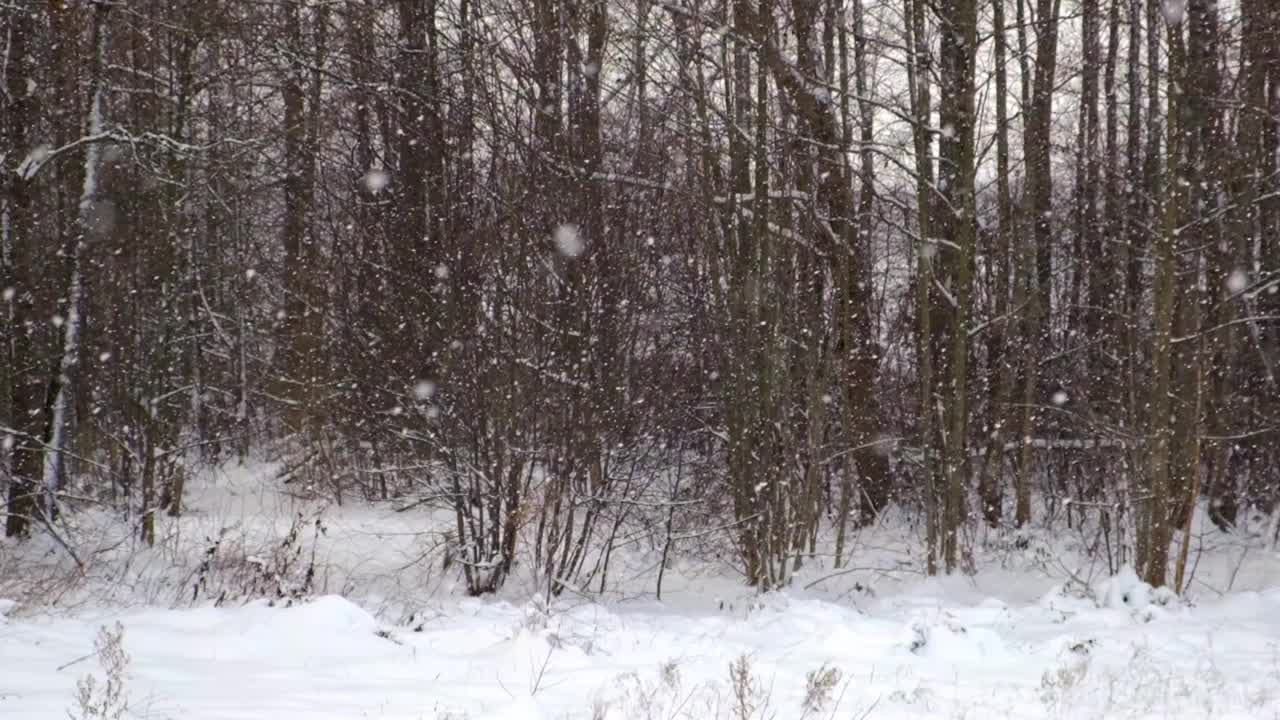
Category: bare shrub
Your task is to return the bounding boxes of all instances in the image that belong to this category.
[68,622,129,720]
[728,654,771,720]
[187,512,324,606]
[800,664,843,718]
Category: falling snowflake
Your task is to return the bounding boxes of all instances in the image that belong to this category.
[52,314,65,328]
[873,434,896,456]
[361,168,390,194]
[554,224,583,258]
[1052,390,1069,406]
[85,200,117,237]
[434,264,450,279]
[1226,269,1248,294]
[1,287,13,302]
[1161,0,1186,24]
[18,144,52,180]
[413,380,436,400]
[245,269,257,280]
[99,352,112,363]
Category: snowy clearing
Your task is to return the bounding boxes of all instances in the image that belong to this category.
[6,579,1280,718]
[4,463,1280,719]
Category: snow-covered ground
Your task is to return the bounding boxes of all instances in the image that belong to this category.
[4,461,1280,719]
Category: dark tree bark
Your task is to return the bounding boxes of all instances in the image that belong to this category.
[3,1,41,538]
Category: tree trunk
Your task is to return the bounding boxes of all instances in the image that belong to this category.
[904,0,939,572]
[1015,0,1061,528]
[937,0,978,573]
[43,0,113,519]
[851,0,890,525]
[3,0,40,538]
[978,0,1016,528]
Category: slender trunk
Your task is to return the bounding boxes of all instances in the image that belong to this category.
[937,0,978,573]
[1015,0,1061,527]
[1079,0,1106,426]
[905,0,939,572]
[3,0,39,538]
[1144,2,1185,588]
[1029,0,1061,337]
[852,0,890,525]
[1124,0,1146,552]
[978,0,1015,527]
[278,0,321,431]
[44,0,113,517]
[724,0,762,584]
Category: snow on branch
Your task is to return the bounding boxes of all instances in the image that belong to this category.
[13,128,216,182]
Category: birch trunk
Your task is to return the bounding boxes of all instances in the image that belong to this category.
[42,0,113,517]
